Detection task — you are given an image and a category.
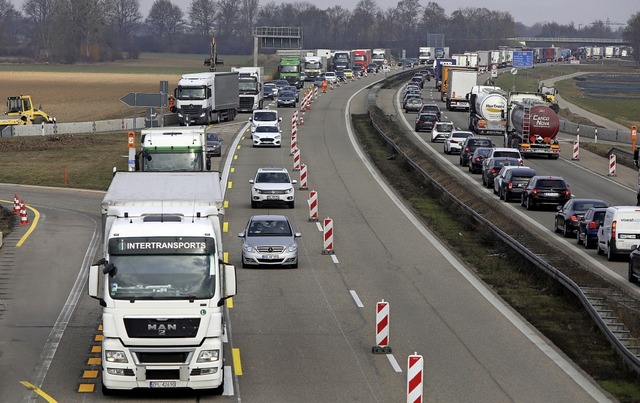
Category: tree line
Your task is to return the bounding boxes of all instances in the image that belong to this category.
[0,0,634,64]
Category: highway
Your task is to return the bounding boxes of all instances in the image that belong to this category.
[0,70,613,401]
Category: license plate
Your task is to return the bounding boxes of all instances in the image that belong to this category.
[261,254,278,260]
[619,234,638,239]
[267,196,279,200]
[150,381,176,388]
[544,192,559,197]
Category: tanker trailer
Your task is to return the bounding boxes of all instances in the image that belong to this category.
[468,86,507,136]
[507,98,560,159]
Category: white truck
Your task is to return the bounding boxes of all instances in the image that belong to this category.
[136,126,221,172]
[467,86,507,136]
[445,69,477,111]
[88,171,237,395]
[418,47,434,65]
[372,48,390,67]
[175,71,239,125]
[302,56,327,80]
[231,67,264,112]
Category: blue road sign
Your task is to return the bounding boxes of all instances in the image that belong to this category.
[512,51,533,67]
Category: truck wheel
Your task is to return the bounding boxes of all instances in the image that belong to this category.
[33,116,46,124]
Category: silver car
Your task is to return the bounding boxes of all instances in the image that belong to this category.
[238,215,301,268]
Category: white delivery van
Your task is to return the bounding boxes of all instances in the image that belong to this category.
[597,206,640,261]
[249,109,281,133]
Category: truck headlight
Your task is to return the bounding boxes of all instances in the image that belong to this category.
[105,350,128,363]
[197,349,220,363]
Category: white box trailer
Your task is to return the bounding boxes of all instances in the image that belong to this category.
[175,71,239,125]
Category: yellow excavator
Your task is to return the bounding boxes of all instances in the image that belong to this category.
[0,95,56,132]
[539,83,560,113]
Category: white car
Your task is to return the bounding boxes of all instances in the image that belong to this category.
[324,71,337,83]
[444,130,474,154]
[250,109,281,133]
[431,121,454,143]
[250,167,296,208]
[487,147,524,165]
[252,124,282,147]
[493,165,531,195]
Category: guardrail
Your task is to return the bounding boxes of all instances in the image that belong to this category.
[367,80,640,374]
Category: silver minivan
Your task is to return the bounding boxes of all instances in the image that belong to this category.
[597,206,640,261]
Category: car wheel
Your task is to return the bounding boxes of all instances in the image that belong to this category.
[629,263,639,283]
[607,244,615,261]
[526,197,535,210]
[482,175,487,187]
[288,200,295,209]
[562,223,572,238]
[576,231,583,245]
[597,242,604,255]
[415,127,420,132]
[251,200,257,208]
[585,237,594,249]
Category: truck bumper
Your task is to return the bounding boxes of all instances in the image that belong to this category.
[101,337,224,391]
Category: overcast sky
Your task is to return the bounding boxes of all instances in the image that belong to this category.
[134,0,637,27]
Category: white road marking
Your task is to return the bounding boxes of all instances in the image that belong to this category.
[350,290,364,308]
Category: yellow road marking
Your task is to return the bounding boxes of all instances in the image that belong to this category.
[227,297,234,308]
[82,370,99,379]
[228,182,233,189]
[20,381,57,402]
[223,222,228,233]
[230,167,235,173]
[78,384,95,393]
[87,357,101,365]
[234,155,238,160]
[224,200,229,208]
[91,345,101,353]
[98,324,103,331]
[232,348,243,375]
[94,334,103,342]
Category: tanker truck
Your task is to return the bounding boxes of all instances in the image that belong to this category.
[506,93,560,159]
[468,86,507,136]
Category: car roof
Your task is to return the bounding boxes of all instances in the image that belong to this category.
[451,130,474,135]
[250,214,289,222]
[257,167,288,172]
[492,147,520,152]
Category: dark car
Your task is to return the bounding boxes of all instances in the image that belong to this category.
[554,198,608,238]
[419,103,441,120]
[498,167,537,202]
[469,147,492,174]
[263,82,277,100]
[459,137,493,167]
[283,85,300,102]
[415,113,439,132]
[205,130,223,158]
[404,98,423,113]
[481,157,520,188]
[629,246,640,283]
[352,65,363,76]
[277,91,297,108]
[409,76,424,89]
[335,70,346,82]
[521,176,572,210]
[577,207,608,249]
[367,63,379,73]
[313,75,324,87]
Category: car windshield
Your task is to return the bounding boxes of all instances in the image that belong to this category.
[471,139,492,147]
[453,132,472,138]
[256,172,290,183]
[494,151,520,158]
[207,132,219,141]
[437,123,453,131]
[254,111,277,121]
[475,148,492,157]
[248,220,292,236]
[537,179,566,188]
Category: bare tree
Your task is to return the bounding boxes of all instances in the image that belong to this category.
[216,0,241,42]
[350,0,380,46]
[420,2,448,37]
[623,12,640,67]
[188,0,217,36]
[105,0,142,39]
[52,0,107,62]
[23,0,55,59]
[146,0,185,37]
[0,0,22,53]
[239,0,259,40]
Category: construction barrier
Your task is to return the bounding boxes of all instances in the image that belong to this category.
[322,217,334,254]
[293,147,301,171]
[330,81,334,90]
[407,353,424,403]
[299,164,308,190]
[20,201,29,226]
[572,141,579,161]
[292,110,298,126]
[372,300,391,353]
[290,124,297,155]
[13,194,20,214]
[314,86,318,99]
[608,153,617,176]
[308,190,318,221]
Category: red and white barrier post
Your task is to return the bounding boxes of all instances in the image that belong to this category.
[299,163,308,190]
[322,217,334,254]
[290,124,297,155]
[308,190,318,221]
[13,194,20,214]
[292,147,301,171]
[572,134,580,161]
[372,299,391,353]
[407,353,424,403]
[608,153,617,176]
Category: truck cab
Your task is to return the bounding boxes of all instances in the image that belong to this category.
[137,127,213,172]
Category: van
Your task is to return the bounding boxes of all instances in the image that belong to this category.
[597,206,640,261]
[249,109,281,133]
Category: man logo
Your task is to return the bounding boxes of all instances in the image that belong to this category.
[148,323,177,336]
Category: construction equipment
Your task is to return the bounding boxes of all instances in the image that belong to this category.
[538,83,560,112]
[203,36,224,72]
[0,95,56,131]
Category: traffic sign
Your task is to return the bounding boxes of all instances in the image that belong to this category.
[120,92,167,108]
[512,51,533,67]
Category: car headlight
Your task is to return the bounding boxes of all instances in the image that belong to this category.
[286,243,298,253]
[274,134,281,140]
[197,349,220,363]
[284,188,293,194]
[243,244,256,253]
[105,350,128,363]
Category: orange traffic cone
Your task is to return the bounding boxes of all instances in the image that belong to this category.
[13,194,20,214]
[20,201,29,226]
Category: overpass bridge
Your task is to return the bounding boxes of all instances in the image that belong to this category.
[507,37,628,46]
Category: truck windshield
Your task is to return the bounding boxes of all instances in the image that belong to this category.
[177,87,206,100]
[108,254,215,300]
[305,62,321,69]
[238,81,258,92]
[143,150,203,171]
[280,65,299,73]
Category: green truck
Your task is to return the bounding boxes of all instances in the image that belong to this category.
[278,56,303,89]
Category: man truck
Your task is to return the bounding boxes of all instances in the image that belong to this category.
[136,126,222,172]
[174,72,239,125]
[372,48,390,67]
[302,56,327,80]
[332,50,352,70]
[278,56,303,89]
[89,171,237,395]
[231,67,264,112]
[418,47,435,65]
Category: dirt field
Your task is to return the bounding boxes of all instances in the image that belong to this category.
[0,71,180,122]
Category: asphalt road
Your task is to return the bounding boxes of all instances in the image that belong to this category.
[0,70,613,402]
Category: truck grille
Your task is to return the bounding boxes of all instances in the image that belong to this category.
[239,96,254,109]
[136,352,190,364]
[180,105,202,116]
[124,318,200,338]
[146,369,180,380]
